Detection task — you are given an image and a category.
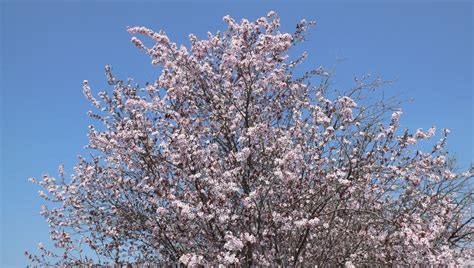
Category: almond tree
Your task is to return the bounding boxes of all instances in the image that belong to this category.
[27,12,473,266]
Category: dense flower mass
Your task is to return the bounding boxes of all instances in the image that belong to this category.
[27,12,473,266]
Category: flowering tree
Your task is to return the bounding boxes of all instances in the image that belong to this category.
[27,12,473,266]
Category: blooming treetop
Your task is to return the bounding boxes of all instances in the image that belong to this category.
[27,11,473,266]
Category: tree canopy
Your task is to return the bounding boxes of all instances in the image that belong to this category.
[27,11,472,266]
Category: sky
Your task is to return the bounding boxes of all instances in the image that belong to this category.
[0,1,472,267]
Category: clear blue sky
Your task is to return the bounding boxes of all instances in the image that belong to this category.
[1,1,472,267]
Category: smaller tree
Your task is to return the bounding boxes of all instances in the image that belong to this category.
[27,11,473,266]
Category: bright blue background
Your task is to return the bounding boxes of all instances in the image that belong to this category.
[1,1,472,267]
